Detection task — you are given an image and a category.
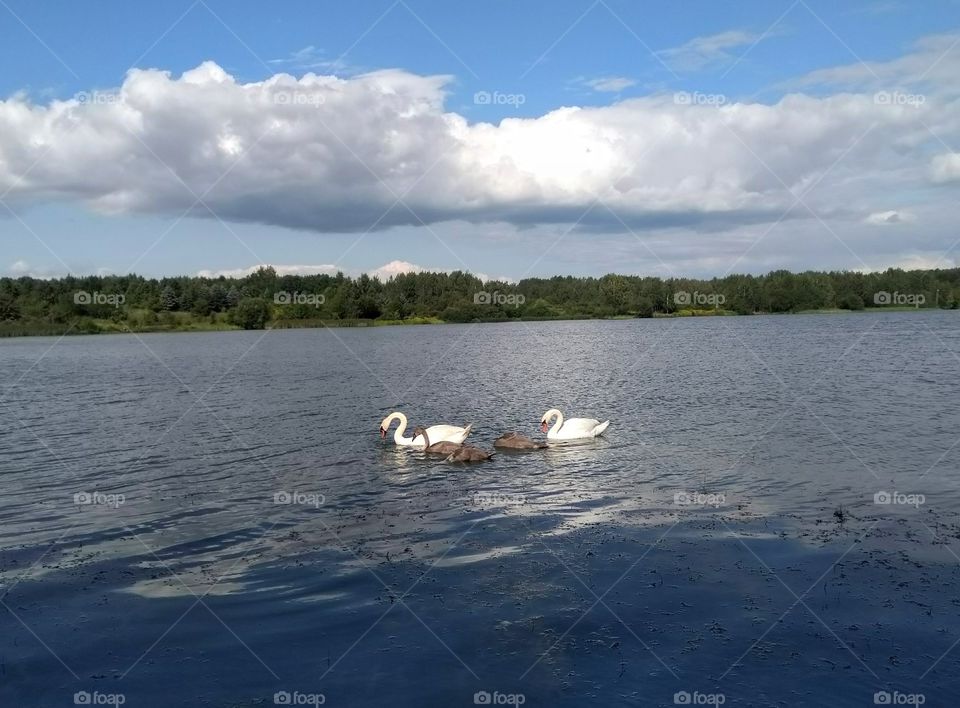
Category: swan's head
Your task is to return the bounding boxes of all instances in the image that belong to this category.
[540,408,560,432]
[380,412,405,438]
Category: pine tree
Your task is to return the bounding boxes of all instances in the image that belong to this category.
[160,286,179,311]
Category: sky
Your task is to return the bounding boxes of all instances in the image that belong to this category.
[1,0,959,282]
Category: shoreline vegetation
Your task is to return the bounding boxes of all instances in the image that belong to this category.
[1,266,957,338]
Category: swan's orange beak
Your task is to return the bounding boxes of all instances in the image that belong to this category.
[379,427,386,439]
[540,421,548,433]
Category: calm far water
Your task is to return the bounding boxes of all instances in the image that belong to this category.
[2,313,960,707]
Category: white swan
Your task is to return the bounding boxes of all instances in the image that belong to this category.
[540,408,610,440]
[379,412,472,447]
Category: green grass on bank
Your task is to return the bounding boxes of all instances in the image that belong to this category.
[0,305,952,338]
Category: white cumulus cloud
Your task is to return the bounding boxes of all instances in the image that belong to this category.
[196,263,340,278]
[194,260,499,282]
[367,260,425,279]
[0,51,956,250]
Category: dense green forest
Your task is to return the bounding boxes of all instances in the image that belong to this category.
[1,265,958,336]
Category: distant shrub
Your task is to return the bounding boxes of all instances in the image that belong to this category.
[635,296,654,318]
[230,298,270,329]
[837,293,864,310]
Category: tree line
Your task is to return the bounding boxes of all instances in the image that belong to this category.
[0,265,958,335]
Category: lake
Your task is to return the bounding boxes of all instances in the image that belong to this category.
[2,313,959,707]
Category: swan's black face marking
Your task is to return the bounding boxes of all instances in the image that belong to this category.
[540,421,548,432]
[379,426,386,439]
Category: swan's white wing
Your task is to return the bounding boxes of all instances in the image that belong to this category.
[565,418,602,432]
[549,417,609,440]
[412,424,472,446]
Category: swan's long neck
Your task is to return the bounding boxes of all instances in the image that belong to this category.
[547,409,563,435]
[392,413,411,444]
[421,429,431,448]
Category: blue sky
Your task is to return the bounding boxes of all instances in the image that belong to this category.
[2,0,959,280]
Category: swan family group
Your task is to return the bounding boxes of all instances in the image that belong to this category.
[378,409,610,462]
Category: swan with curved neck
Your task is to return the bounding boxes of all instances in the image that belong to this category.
[540,408,610,440]
[379,412,472,447]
